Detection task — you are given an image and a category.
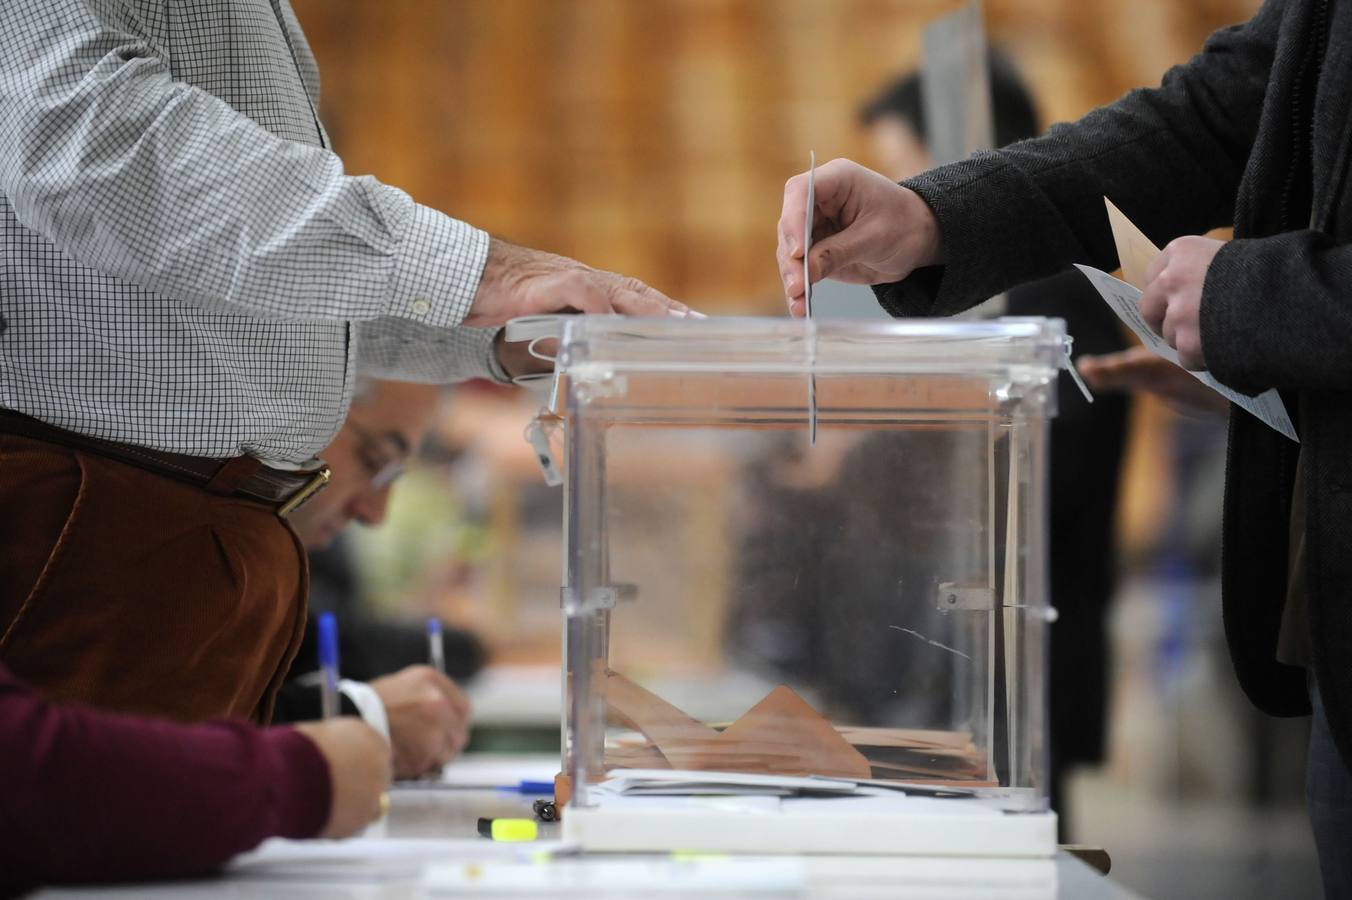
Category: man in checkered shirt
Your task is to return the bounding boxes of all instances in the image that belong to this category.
[0,0,691,722]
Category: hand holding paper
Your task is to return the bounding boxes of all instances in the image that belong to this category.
[1081,202,1233,413]
[1075,198,1297,441]
[1139,235,1224,371]
[1100,197,1217,371]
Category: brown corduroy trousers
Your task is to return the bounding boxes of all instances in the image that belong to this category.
[0,434,308,723]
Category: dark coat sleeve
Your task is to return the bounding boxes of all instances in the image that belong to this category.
[874,0,1284,318]
[1202,232,1352,393]
[0,662,330,886]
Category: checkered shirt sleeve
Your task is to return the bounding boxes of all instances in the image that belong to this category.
[0,0,500,464]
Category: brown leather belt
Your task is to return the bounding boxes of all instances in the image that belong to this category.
[0,408,330,517]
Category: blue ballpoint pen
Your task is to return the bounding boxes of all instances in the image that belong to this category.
[318,612,340,719]
[501,780,555,795]
[427,618,446,677]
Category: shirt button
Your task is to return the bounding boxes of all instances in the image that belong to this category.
[411,298,431,316]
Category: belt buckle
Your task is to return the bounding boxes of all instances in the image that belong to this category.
[277,465,331,518]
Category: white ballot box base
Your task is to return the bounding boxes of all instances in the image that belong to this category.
[564,803,1058,857]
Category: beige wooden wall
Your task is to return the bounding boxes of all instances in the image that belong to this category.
[292,0,1261,315]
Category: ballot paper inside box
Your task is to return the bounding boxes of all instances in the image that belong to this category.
[543,316,1064,856]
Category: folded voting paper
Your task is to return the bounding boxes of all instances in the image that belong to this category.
[604,671,872,780]
[603,671,995,783]
[1103,198,1159,290]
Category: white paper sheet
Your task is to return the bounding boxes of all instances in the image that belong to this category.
[423,753,560,789]
[227,837,571,882]
[1073,264,1298,442]
[425,856,806,894]
[804,150,818,445]
[590,793,785,814]
[598,768,859,796]
[780,795,998,817]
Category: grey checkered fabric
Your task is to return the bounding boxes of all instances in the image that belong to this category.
[0,0,502,465]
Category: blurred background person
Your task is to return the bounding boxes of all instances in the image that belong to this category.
[276,379,484,779]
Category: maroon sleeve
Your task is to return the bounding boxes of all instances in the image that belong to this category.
[0,662,332,885]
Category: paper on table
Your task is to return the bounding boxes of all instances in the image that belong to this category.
[780,794,1000,817]
[588,785,997,822]
[613,786,792,799]
[228,837,572,882]
[425,856,806,894]
[429,753,561,789]
[590,793,786,814]
[1073,264,1298,442]
[597,768,860,796]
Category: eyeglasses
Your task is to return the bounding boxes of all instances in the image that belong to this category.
[347,422,408,491]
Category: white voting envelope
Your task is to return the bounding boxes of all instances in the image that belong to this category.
[1073,264,1298,442]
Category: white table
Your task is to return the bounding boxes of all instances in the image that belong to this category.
[35,756,1149,899]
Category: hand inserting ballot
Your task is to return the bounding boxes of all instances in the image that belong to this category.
[777,158,943,318]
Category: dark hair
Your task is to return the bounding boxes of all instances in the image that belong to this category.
[858,47,1039,148]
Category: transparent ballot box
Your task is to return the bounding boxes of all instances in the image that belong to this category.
[549,316,1065,856]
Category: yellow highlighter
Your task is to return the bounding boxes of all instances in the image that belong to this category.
[476,817,538,842]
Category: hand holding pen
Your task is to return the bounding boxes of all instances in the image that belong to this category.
[365,619,471,779]
[371,663,472,778]
[296,612,392,834]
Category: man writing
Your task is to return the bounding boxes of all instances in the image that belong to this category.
[276,379,476,780]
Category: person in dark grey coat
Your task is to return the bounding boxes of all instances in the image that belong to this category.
[776,0,1351,893]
